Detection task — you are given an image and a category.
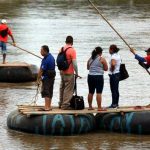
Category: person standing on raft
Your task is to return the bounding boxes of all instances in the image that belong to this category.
[108,45,121,108]
[37,45,56,111]
[130,48,150,68]
[0,19,16,64]
[59,36,78,110]
[87,47,108,111]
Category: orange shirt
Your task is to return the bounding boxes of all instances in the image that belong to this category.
[0,24,12,42]
[62,44,76,74]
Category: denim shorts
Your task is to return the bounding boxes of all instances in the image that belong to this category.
[88,75,104,94]
[0,41,7,54]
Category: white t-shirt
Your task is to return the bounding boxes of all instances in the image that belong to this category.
[109,53,121,75]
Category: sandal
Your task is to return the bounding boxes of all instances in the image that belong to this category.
[88,107,94,110]
[39,108,52,111]
[134,106,143,110]
[97,108,107,111]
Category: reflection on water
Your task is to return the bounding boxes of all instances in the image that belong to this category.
[0,0,150,149]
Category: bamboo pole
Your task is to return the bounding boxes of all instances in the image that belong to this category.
[8,42,42,59]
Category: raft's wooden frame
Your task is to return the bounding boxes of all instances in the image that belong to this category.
[17,105,150,116]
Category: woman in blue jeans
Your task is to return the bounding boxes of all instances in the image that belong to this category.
[87,47,108,111]
[109,45,121,108]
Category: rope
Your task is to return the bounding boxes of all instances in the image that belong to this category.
[88,0,150,75]
[30,84,41,105]
[7,42,42,59]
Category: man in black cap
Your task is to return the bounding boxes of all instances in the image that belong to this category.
[130,48,150,68]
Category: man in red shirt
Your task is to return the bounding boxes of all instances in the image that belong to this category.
[0,19,16,64]
[130,48,150,68]
[59,36,78,110]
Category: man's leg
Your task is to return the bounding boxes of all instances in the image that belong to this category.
[2,42,7,64]
[61,75,74,110]
[3,53,6,64]
[59,73,64,108]
[41,78,54,110]
[45,97,51,110]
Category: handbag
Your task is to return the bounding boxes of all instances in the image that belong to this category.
[119,63,129,81]
[70,77,85,110]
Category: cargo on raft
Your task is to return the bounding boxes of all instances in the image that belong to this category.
[0,62,38,82]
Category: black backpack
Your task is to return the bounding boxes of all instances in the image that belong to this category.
[56,47,71,71]
[0,28,8,38]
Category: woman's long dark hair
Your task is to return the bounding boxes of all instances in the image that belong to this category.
[91,46,103,59]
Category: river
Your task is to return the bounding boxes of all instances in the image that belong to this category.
[0,0,150,149]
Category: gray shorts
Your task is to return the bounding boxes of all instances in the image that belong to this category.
[41,78,55,99]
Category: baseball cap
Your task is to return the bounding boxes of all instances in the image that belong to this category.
[145,48,150,53]
[1,19,7,24]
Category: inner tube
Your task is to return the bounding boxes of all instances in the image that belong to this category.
[7,110,96,136]
[0,64,38,82]
[95,111,150,134]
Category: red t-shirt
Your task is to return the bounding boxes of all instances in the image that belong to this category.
[0,24,12,42]
[145,55,150,65]
[62,44,76,74]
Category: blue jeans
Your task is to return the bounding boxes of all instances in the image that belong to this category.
[109,73,120,106]
[0,41,7,54]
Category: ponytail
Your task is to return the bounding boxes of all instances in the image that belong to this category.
[91,47,103,59]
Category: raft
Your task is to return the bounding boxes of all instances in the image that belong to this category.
[7,105,150,135]
[0,62,38,82]
[95,107,150,135]
[7,109,96,136]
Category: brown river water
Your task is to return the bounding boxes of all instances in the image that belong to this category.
[0,0,150,149]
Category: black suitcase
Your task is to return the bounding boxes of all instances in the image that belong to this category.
[70,77,85,110]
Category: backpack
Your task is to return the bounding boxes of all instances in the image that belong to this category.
[56,47,71,71]
[0,28,8,38]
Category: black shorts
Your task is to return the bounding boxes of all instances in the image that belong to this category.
[88,75,104,94]
[41,78,55,99]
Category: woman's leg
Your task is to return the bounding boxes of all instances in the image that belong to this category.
[88,93,94,109]
[96,93,102,109]
[96,75,104,109]
[87,75,95,110]
[109,73,120,107]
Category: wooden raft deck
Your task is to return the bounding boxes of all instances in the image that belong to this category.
[17,105,150,116]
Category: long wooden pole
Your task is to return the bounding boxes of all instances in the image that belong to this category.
[8,42,42,59]
[88,0,150,75]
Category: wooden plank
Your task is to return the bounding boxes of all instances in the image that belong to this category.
[18,105,45,109]
[17,105,148,110]
[17,105,135,109]
[19,107,150,116]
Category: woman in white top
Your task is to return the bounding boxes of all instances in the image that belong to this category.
[109,44,121,108]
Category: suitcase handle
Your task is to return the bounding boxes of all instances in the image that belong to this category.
[74,76,77,95]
